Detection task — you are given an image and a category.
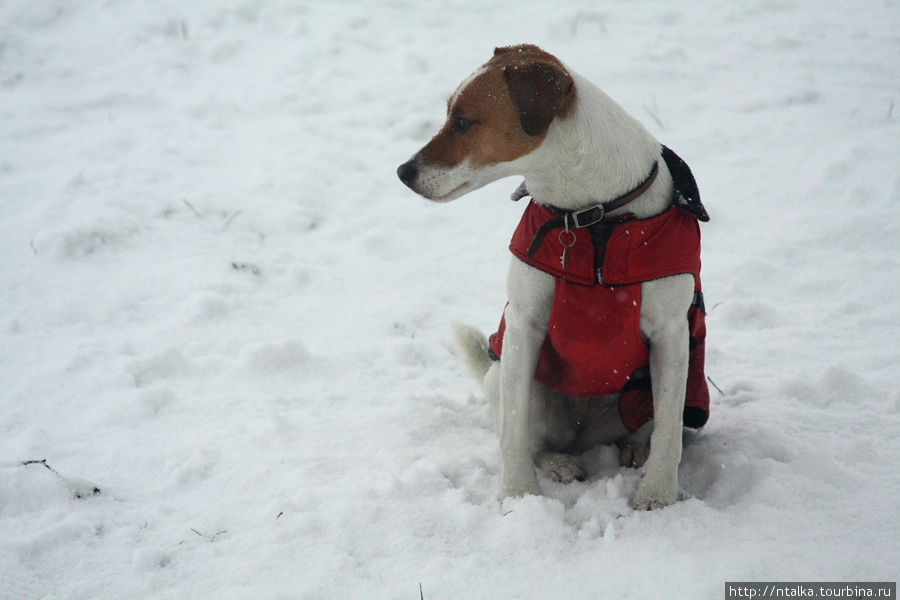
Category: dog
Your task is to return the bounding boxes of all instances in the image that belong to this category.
[397,45,710,510]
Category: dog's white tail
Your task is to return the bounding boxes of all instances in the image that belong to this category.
[451,322,493,382]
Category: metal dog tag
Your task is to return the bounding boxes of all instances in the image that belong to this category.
[559,214,575,270]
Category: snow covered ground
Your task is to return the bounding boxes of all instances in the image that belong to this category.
[1,1,899,598]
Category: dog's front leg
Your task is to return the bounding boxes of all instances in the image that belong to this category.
[498,259,555,499]
[633,275,694,510]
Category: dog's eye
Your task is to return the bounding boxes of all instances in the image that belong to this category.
[452,116,473,133]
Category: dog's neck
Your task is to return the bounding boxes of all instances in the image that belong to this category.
[516,71,674,220]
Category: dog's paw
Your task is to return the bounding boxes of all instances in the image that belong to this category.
[618,421,653,469]
[500,478,542,500]
[630,492,676,511]
[534,451,586,484]
[500,456,543,499]
[618,442,650,469]
[630,472,678,511]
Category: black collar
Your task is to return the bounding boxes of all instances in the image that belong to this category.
[511,160,660,229]
[568,161,659,228]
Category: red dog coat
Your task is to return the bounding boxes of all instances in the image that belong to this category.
[489,149,710,431]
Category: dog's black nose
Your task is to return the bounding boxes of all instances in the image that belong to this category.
[397,160,418,186]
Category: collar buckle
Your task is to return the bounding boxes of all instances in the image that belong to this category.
[571,205,605,228]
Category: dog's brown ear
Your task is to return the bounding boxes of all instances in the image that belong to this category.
[502,61,574,136]
[494,44,544,57]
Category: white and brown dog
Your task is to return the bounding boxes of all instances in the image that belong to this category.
[397,45,710,510]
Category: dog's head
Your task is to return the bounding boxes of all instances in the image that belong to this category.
[397,45,576,202]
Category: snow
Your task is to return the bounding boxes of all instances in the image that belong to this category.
[1,1,899,598]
